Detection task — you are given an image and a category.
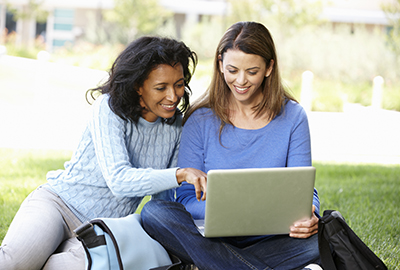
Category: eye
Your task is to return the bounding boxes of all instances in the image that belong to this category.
[228,69,237,74]
[248,71,258,75]
[156,86,166,91]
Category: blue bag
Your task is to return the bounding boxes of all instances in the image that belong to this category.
[74,214,180,270]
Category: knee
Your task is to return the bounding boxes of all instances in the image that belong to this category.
[142,200,174,223]
[142,200,186,229]
[0,247,29,270]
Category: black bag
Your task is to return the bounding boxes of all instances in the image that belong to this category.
[318,210,387,270]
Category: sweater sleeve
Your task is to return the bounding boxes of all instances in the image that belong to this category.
[286,105,320,215]
[89,96,179,198]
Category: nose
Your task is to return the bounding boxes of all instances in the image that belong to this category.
[236,71,247,85]
[166,86,179,103]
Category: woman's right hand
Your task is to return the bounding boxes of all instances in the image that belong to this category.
[176,168,207,201]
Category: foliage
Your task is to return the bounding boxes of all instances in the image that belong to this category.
[2,0,399,112]
[5,0,49,23]
[382,0,400,58]
[98,0,173,44]
[274,24,399,111]
[181,16,225,59]
[0,148,399,269]
[181,21,399,112]
[226,0,325,33]
[3,32,44,58]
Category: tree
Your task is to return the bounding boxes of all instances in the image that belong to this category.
[226,0,325,33]
[6,0,48,23]
[5,0,48,48]
[102,0,172,44]
[382,0,400,58]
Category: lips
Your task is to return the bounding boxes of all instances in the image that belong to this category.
[234,85,251,94]
[161,103,178,111]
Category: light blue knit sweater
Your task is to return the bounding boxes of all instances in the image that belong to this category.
[45,94,181,222]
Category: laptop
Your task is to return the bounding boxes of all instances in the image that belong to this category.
[194,166,316,238]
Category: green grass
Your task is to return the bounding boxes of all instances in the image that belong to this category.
[0,148,72,234]
[315,162,400,269]
[1,148,399,269]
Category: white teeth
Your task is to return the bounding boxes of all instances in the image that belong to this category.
[162,104,175,108]
[236,86,248,91]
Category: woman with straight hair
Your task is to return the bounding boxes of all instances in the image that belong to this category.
[141,22,322,270]
[0,36,207,270]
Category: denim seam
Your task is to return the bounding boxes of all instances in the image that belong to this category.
[221,241,259,270]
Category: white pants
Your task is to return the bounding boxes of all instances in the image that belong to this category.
[0,186,85,270]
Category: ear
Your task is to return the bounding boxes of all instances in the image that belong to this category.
[218,54,224,74]
[265,59,274,77]
[137,86,143,96]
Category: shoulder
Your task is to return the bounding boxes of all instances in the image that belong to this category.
[92,94,112,115]
[90,94,127,127]
[284,99,305,114]
[280,99,308,122]
[185,107,216,126]
[190,107,213,117]
[181,107,218,139]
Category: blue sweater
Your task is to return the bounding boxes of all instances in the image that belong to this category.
[46,95,180,222]
[176,100,320,219]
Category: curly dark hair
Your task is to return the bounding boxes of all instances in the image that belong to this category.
[87,36,197,124]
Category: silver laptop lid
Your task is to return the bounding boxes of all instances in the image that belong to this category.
[202,166,316,237]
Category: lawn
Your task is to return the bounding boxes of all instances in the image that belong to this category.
[0,148,399,269]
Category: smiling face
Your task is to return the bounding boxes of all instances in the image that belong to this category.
[138,64,185,122]
[219,49,273,107]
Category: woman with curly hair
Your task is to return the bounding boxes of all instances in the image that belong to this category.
[0,36,206,270]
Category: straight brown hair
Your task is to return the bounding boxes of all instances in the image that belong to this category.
[184,21,296,135]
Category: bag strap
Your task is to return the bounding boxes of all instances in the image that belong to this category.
[90,219,125,270]
[318,211,337,270]
[74,221,107,248]
[75,219,125,270]
[74,221,107,270]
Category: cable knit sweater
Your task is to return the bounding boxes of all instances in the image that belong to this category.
[45,94,181,222]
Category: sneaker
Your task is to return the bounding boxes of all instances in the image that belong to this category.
[303,264,323,270]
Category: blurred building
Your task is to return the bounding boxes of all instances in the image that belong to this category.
[0,0,396,52]
[0,0,227,51]
[321,0,395,33]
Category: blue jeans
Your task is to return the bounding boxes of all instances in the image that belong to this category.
[142,200,320,270]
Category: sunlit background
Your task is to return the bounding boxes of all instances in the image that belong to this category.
[0,0,399,163]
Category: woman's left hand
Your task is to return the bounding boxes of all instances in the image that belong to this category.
[289,205,319,239]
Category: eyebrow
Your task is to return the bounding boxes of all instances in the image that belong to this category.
[227,64,260,71]
[153,78,184,87]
